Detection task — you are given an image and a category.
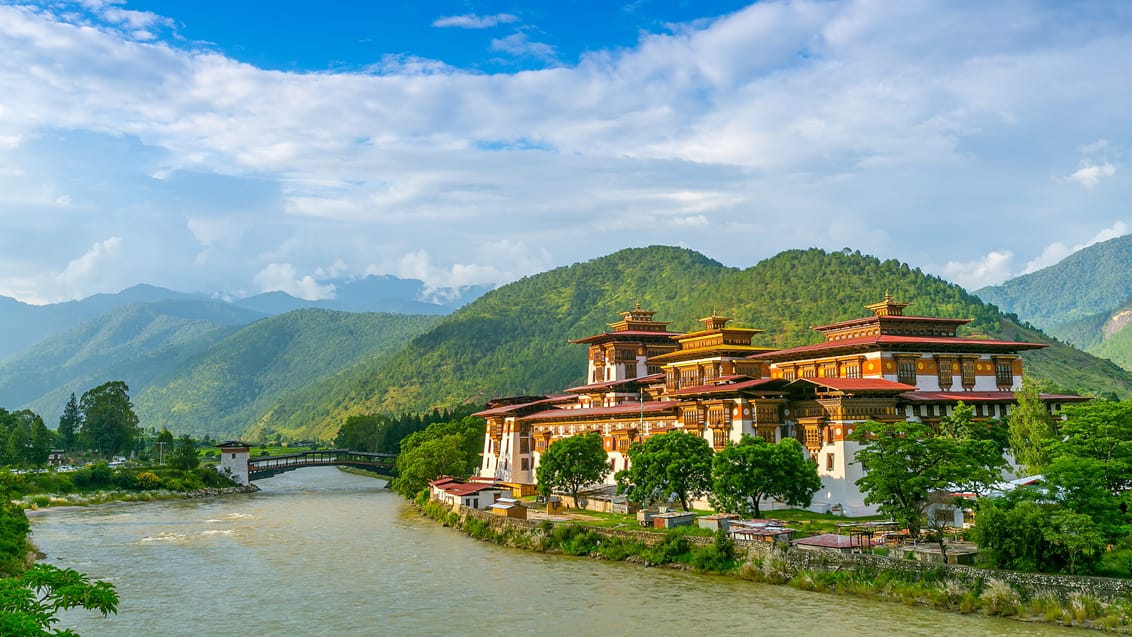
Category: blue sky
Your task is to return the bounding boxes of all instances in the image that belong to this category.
[1,0,1130,303]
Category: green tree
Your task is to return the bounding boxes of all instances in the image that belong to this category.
[1043,509,1105,575]
[1007,377,1057,474]
[390,416,485,498]
[710,436,821,518]
[169,434,200,471]
[1052,399,1132,495]
[1041,455,1127,540]
[617,430,713,511]
[535,432,610,507]
[6,423,30,467]
[78,381,140,457]
[852,420,1001,541]
[334,414,388,452]
[0,564,119,636]
[27,414,53,468]
[56,394,81,451]
[154,429,174,465]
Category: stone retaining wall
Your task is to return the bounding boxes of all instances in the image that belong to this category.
[449,503,1132,601]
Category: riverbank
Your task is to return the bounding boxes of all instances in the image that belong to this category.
[420,499,1132,633]
[17,484,260,511]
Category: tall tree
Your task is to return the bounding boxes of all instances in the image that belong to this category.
[1008,377,1057,474]
[57,393,81,451]
[154,429,174,464]
[852,420,1001,542]
[1051,399,1132,495]
[710,436,821,518]
[391,416,486,498]
[27,413,53,468]
[617,430,713,511]
[169,434,200,471]
[334,414,388,452]
[78,381,140,457]
[536,432,611,508]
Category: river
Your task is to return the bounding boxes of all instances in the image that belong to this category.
[30,467,1080,636]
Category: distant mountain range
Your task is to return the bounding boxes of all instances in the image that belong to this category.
[0,275,488,362]
[4,246,1129,442]
[976,234,1132,371]
[245,246,1132,442]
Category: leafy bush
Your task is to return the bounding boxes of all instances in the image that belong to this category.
[642,530,691,566]
[134,472,161,490]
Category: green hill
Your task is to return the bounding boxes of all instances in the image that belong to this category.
[248,246,1132,441]
[974,234,1132,369]
[0,300,262,422]
[134,309,439,438]
[975,234,1132,330]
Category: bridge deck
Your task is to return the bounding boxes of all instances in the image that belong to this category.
[247,449,396,480]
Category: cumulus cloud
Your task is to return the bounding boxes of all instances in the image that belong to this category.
[1067,161,1117,189]
[1022,221,1130,274]
[3,1,1132,301]
[490,32,556,60]
[252,263,336,300]
[939,250,1015,291]
[433,13,518,29]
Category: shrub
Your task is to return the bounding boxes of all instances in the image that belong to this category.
[134,472,161,490]
[760,548,794,584]
[980,579,1020,617]
[643,530,691,566]
[690,530,736,572]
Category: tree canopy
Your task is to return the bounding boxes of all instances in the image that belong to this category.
[535,432,610,507]
[617,430,713,511]
[852,419,1003,540]
[390,415,486,498]
[78,381,140,457]
[710,436,821,518]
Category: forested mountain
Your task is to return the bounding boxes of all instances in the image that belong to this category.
[0,284,206,361]
[0,300,262,423]
[132,309,439,438]
[247,246,1132,441]
[976,235,1132,330]
[0,275,487,364]
[975,234,1132,369]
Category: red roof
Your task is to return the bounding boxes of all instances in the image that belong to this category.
[811,315,971,332]
[429,476,459,487]
[790,377,916,392]
[443,482,504,496]
[751,334,1046,360]
[900,391,1091,403]
[473,394,573,417]
[666,377,785,397]
[565,373,665,393]
[792,533,872,549]
[519,401,678,422]
[571,329,683,344]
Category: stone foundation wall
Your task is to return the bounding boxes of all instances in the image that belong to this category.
[449,502,1132,601]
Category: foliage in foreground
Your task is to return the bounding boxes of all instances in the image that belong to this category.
[390,415,486,498]
[0,564,119,636]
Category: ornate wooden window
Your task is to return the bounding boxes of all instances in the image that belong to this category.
[821,362,837,378]
[961,359,977,389]
[803,426,821,452]
[826,453,835,472]
[712,428,727,449]
[842,362,861,379]
[782,368,796,381]
[681,406,703,427]
[897,359,917,386]
[937,359,953,390]
[995,361,1014,389]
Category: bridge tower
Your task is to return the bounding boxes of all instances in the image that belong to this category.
[218,441,250,485]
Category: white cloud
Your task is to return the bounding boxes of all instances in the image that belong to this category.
[1079,139,1110,154]
[252,263,336,300]
[3,2,1132,302]
[57,236,122,287]
[1022,221,1130,274]
[939,250,1015,291]
[432,13,518,29]
[490,33,556,60]
[1068,161,1117,188]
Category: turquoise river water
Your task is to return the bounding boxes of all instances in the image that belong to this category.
[29,467,1084,636]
